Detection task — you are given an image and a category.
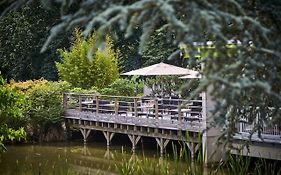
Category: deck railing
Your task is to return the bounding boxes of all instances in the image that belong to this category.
[63,93,203,122]
[236,118,281,142]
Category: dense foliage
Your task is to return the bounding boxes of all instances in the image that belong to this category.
[0,76,26,151]
[141,29,179,67]
[56,30,120,89]
[100,78,143,97]
[114,29,144,72]
[0,1,70,81]
[10,79,71,142]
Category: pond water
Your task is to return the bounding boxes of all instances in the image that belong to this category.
[0,141,200,175]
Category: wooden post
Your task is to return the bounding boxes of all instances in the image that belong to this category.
[185,142,201,160]
[128,135,141,151]
[92,94,95,112]
[202,86,226,165]
[134,98,138,117]
[155,98,159,119]
[103,131,115,147]
[156,138,170,155]
[79,94,82,111]
[63,93,68,109]
[178,99,182,121]
[80,128,91,144]
[95,95,99,115]
[115,97,118,116]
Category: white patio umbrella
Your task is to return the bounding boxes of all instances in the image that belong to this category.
[122,62,198,96]
[122,62,195,76]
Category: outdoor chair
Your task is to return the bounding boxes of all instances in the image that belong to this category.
[89,100,96,112]
[81,99,95,112]
[99,100,114,114]
[118,101,130,116]
[187,103,202,122]
[131,102,149,117]
[169,98,179,115]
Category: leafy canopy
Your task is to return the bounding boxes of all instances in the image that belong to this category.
[56,29,120,89]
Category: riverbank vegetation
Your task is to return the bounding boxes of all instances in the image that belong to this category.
[0,76,143,145]
[1,0,281,174]
[0,76,26,151]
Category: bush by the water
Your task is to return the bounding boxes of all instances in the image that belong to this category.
[0,76,26,151]
[10,79,71,142]
[6,77,142,143]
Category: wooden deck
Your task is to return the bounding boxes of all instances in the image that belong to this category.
[65,109,203,132]
[64,93,204,158]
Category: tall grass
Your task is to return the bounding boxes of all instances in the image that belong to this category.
[116,132,281,175]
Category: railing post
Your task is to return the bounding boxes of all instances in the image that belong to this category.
[115,97,118,116]
[239,121,243,133]
[63,93,68,109]
[92,94,95,111]
[96,95,99,115]
[79,94,82,111]
[155,98,159,119]
[134,98,138,117]
[178,99,182,121]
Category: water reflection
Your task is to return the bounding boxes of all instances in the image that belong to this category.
[0,142,203,175]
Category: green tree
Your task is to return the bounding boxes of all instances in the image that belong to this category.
[0,75,26,151]
[141,29,179,66]
[0,1,70,81]
[56,30,120,89]
[114,29,144,72]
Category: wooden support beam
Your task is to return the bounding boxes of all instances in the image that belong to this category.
[128,135,141,151]
[156,138,170,155]
[102,131,115,147]
[80,128,91,143]
[185,142,200,160]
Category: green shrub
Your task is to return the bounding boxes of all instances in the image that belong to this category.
[69,86,98,94]
[0,76,26,151]
[100,78,143,96]
[24,81,70,139]
[10,80,71,141]
[56,29,120,89]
